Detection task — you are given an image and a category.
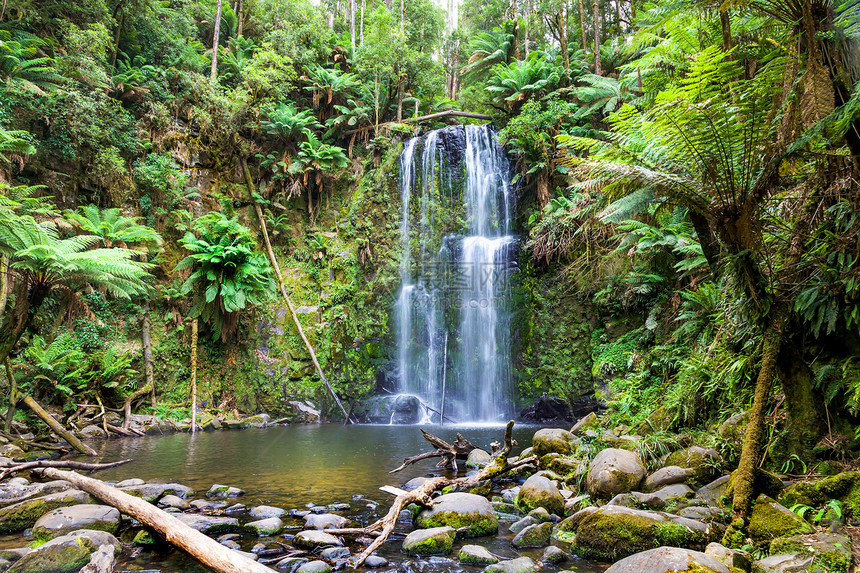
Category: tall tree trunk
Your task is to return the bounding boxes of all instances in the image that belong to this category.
[0,284,49,366]
[400,0,405,33]
[360,0,365,44]
[350,0,356,56]
[141,300,156,408]
[720,9,732,51]
[4,357,15,433]
[190,318,198,434]
[396,75,405,121]
[210,0,223,81]
[578,0,587,52]
[615,0,622,34]
[523,0,529,58]
[592,0,601,74]
[0,256,9,318]
[560,1,570,75]
[777,342,825,463]
[111,9,125,68]
[237,0,244,36]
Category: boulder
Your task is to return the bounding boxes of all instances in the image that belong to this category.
[540,546,567,564]
[748,495,814,545]
[559,505,709,561]
[320,547,350,561]
[570,412,600,436]
[511,522,553,548]
[118,482,194,502]
[404,477,430,491]
[546,455,584,477]
[415,492,498,537]
[644,467,696,492]
[704,542,752,571]
[754,553,815,572]
[7,530,119,573]
[364,556,388,567]
[483,556,537,573]
[531,428,573,456]
[519,396,572,424]
[277,557,309,573]
[586,448,646,499]
[650,484,695,506]
[466,449,492,469]
[664,447,723,483]
[458,544,498,565]
[515,475,564,516]
[604,546,729,573]
[173,514,239,534]
[717,412,748,443]
[0,480,72,508]
[32,505,120,542]
[296,561,331,573]
[78,425,106,439]
[304,513,349,530]
[114,478,144,488]
[402,526,455,555]
[245,517,284,536]
[158,495,189,510]
[293,530,343,549]
[632,407,673,436]
[769,533,851,572]
[0,490,89,533]
[778,472,860,517]
[696,476,731,507]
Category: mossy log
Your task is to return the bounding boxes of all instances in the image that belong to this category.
[33,467,275,573]
[22,395,97,456]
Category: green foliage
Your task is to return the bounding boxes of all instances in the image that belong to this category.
[486,52,562,110]
[261,103,323,141]
[65,205,163,249]
[791,499,844,525]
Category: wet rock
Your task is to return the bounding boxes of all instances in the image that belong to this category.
[769,533,851,572]
[748,495,814,545]
[245,517,284,536]
[570,412,599,436]
[511,522,553,548]
[664,446,723,483]
[190,499,226,511]
[8,530,119,573]
[402,526,455,555]
[509,516,536,533]
[297,561,331,573]
[519,396,572,424]
[364,556,388,567]
[678,506,728,523]
[174,514,239,534]
[220,539,241,550]
[114,478,144,488]
[644,467,696,492]
[0,548,29,562]
[0,490,89,533]
[696,476,730,507]
[119,482,194,502]
[277,557,310,573]
[293,530,343,549]
[320,547,350,561]
[527,507,552,523]
[650,484,695,506]
[79,425,107,439]
[251,505,286,519]
[244,413,271,428]
[466,449,492,469]
[207,484,245,498]
[603,546,730,573]
[132,529,157,546]
[158,495,190,510]
[483,556,537,573]
[458,545,498,565]
[304,513,349,530]
[717,412,748,442]
[586,448,646,499]
[754,553,815,572]
[531,428,573,456]
[225,503,246,514]
[704,542,752,571]
[415,492,498,537]
[539,546,567,564]
[33,505,120,542]
[126,414,173,434]
[515,475,564,516]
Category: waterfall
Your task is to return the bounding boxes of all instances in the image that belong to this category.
[394,124,516,423]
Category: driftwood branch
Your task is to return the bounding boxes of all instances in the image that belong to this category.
[0,458,132,481]
[32,468,275,573]
[349,420,532,568]
[390,429,480,473]
[22,395,97,456]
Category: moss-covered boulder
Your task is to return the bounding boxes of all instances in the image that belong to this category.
[414,492,498,537]
[458,544,498,565]
[571,412,599,436]
[586,448,646,499]
[483,557,537,573]
[402,526,455,555]
[32,505,120,542]
[769,533,851,573]
[632,407,674,437]
[0,490,89,534]
[293,530,343,549]
[664,446,722,483]
[748,495,814,546]
[512,522,553,548]
[604,546,730,573]
[466,449,492,469]
[546,455,585,477]
[8,529,119,573]
[245,517,284,536]
[515,475,564,516]
[531,429,573,456]
[296,560,331,573]
[562,506,709,561]
[778,472,860,518]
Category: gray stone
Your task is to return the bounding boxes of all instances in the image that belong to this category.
[531,429,574,456]
[697,476,730,507]
[32,505,120,541]
[8,530,119,573]
[466,449,492,468]
[458,545,498,565]
[704,542,752,571]
[225,503,246,514]
[304,513,349,530]
[119,482,194,502]
[650,484,695,505]
[515,475,564,515]
[586,448,646,499]
[363,556,388,567]
[415,492,498,537]
[604,546,730,573]
[174,514,239,534]
[754,554,815,573]
[158,494,190,510]
[221,539,241,550]
[483,556,537,573]
[511,522,553,548]
[402,526,455,555]
[293,530,343,549]
[245,517,283,536]
[664,447,723,483]
[320,547,350,561]
[526,507,551,523]
[644,466,696,492]
[509,516,536,533]
[277,557,309,573]
[679,507,727,522]
[114,478,144,488]
[207,484,245,498]
[287,401,321,423]
[540,546,567,564]
[250,505,286,519]
[570,412,600,436]
[190,499,225,511]
[78,425,106,439]
[769,532,852,572]
[297,560,331,573]
[0,489,89,533]
[403,477,429,491]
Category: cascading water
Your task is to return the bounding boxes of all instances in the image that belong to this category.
[394,124,516,423]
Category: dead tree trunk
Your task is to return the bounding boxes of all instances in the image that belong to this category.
[123,384,152,431]
[390,429,480,472]
[33,468,276,573]
[141,301,155,408]
[190,319,198,434]
[22,395,97,456]
[592,0,601,74]
[210,0,223,81]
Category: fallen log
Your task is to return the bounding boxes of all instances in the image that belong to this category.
[389,429,480,473]
[32,467,276,573]
[22,395,97,456]
[346,420,534,568]
[0,458,132,481]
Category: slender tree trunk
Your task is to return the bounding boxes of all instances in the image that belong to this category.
[0,0,7,21]
[400,0,405,33]
[141,300,156,408]
[720,9,732,51]
[0,256,9,318]
[236,0,244,36]
[22,395,97,456]
[210,0,223,81]
[578,0,587,52]
[523,0,529,59]
[3,357,15,433]
[592,0,601,74]
[560,1,570,75]
[396,75,405,121]
[360,0,365,44]
[111,10,125,68]
[190,319,198,434]
[350,0,356,55]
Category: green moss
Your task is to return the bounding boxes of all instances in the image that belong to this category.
[403,530,455,555]
[0,494,86,534]
[572,510,701,561]
[747,496,814,546]
[779,472,860,518]
[415,511,498,537]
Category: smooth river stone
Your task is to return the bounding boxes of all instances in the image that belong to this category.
[32,504,120,541]
[304,513,349,530]
[293,530,343,549]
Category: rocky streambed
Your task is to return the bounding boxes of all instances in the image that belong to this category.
[0,417,856,573]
